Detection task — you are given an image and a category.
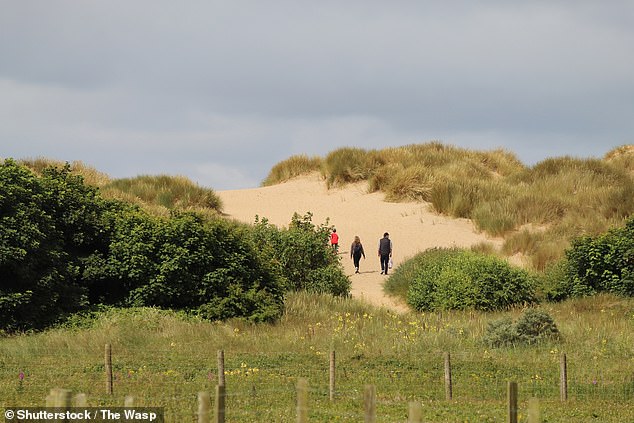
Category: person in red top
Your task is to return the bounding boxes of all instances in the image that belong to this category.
[330,228,339,253]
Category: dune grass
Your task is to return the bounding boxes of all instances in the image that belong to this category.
[103,175,223,215]
[261,154,322,186]
[18,157,112,187]
[16,157,223,217]
[264,142,634,269]
[1,293,633,422]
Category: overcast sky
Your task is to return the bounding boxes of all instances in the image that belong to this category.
[1,1,633,190]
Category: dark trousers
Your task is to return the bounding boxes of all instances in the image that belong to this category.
[353,253,362,269]
[380,254,390,274]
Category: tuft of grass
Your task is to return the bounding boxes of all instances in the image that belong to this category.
[261,154,322,186]
[18,157,112,187]
[104,174,223,214]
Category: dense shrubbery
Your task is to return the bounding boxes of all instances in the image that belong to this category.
[250,212,350,297]
[0,159,118,330]
[483,309,561,348]
[406,248,537,311]
[543,217,634,300]
[1,160,347,332]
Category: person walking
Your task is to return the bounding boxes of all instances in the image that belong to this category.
[330,228,339,253]
[378,232,392,275]
[350,236,365,274]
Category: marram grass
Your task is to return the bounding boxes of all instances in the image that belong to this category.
[265,142,634,270]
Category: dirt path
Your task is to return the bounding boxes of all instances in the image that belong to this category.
[217,173,504,313]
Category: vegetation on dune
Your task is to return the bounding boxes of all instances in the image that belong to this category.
[18,157,224,217]
[104,174,223,215]
[261,154,322,186]
[264,142,634,269]
[389,247,537,312]
[0,159,346,332]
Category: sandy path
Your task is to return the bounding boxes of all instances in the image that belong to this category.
[217,173,504,313]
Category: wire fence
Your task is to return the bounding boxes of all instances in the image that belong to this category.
[2,346,633,422]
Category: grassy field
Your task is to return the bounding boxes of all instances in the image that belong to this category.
[2,292,633,422]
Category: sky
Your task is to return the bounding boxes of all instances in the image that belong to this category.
[1,1,633,190]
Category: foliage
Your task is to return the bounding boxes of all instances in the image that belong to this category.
[0,160,283,331]
[250,212,350,296]
[87,211,285,323]
[551,217,634,299]
[406,248,537,311]
[0,159,117,331]
[483,308,561,347]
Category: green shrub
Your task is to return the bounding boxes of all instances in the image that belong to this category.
[92,211,285,323]
[483,309,561,348]
[250,212,350,296]
[0,160,286,330]
[305,266,351,297]
[407,248,537,312]
[0,159,118,331]
[557,217,634,298]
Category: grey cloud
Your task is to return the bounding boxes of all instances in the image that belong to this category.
[1,1,632,189]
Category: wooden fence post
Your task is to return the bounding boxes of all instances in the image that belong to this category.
[527,397,540,423]
[364,385,376,423]
[215,385,226,423]
[329,350,336,401]
[444,352,453,400]
[408,401,422,423]
[124,395,134,407]
[197,391,210,423]
[105,343,113,395]
[217,350,226,387]
[507,381,518,423]
[560,353,568,401]
[297,378,308,423]
[74,393,87,407]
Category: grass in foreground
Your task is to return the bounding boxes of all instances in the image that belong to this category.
[1,293,633,422]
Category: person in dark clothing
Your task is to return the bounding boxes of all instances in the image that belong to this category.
[350,236,366,274]
[378,232,392,275]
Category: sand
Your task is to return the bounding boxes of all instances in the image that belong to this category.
[217,173,505,313]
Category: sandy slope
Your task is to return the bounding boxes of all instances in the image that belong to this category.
[217,173,504,313]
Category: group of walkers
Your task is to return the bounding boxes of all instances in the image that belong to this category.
[330,229,393,275]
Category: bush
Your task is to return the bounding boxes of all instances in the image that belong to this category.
[558,217,634,299]
[89,211,285,323]
[483,309,561,348]
[0,159,117,331]
[0,160,286,331]
[250,212,350,296]
[407,248,537,311]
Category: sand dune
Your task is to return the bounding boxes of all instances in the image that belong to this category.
[217,173,505,313]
